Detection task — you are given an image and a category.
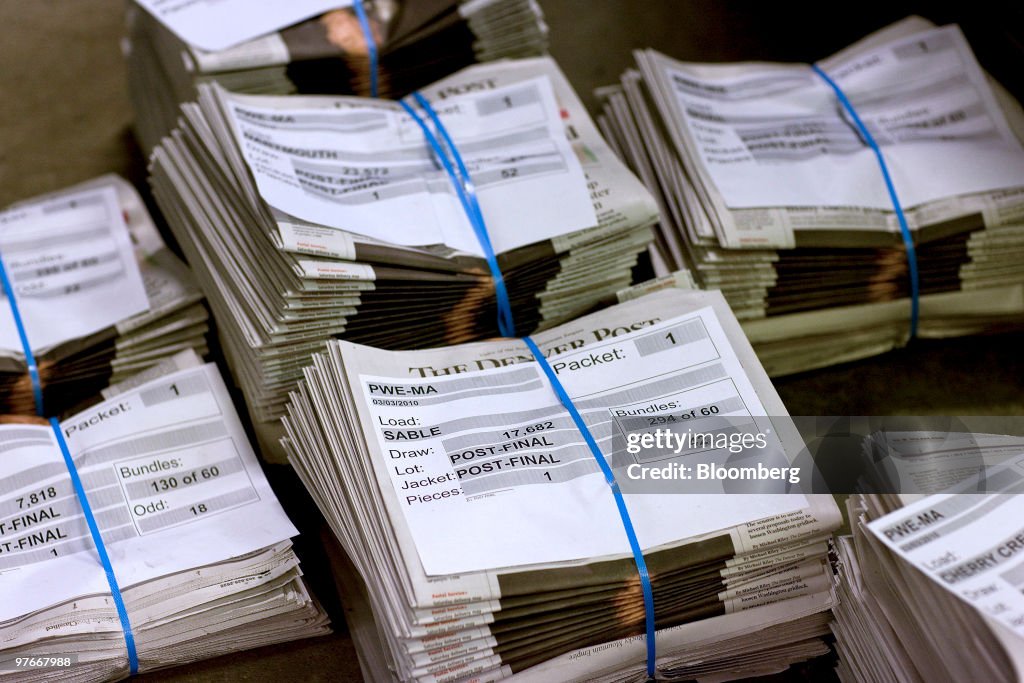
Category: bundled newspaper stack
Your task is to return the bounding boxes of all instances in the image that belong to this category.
[0,361,330,681]
[150,56,658,460]
[0,176,208,416]
[126,0,549,152]
[597,16,1024,376]
[283,288,843,682]
[831,429,1024,681]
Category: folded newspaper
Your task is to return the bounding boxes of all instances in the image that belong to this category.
[283,288,842,681]
[0,176,208,416]
[597,16,1024,376]
[832,429,1024,682]
[0,361,330,681]
[126,0,549,152]
[149,55,658,461]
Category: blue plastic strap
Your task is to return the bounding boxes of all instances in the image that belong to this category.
[812,64,920,337]
[409,92,517,337]
[0,252,44,415]
[399,94,517,337]
[522,336,657,678]
[50,417,139,675]
[351,0,379,98]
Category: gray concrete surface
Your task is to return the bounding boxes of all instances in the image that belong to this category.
[1,1,1021,681]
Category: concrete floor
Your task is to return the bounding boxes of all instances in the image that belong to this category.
[1,1,1022,681]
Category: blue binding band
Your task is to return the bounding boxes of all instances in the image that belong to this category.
[351,0,379,98]
[400,86,655,676]
[399,94,517,337]
[50,417,139,675]
[0,252,44,415]
[522,336,657,679]
[409,92,517,337]
[812,64,920,337]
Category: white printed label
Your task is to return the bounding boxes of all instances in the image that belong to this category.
[222,76,596,257]
[296,259,374,280]
[0,185,149,353]
[359,307,804,575]
[278,220,357,260]
[0,364,296,620]
[665,26,1024,210]
[869,472,1024,639]
[135,0,350,52]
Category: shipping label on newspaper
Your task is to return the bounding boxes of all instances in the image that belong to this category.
[0,185,149,353]
[135,0,350,53]
[0,364,296,620]
[665,25,1024,210]
[222,76,596,256]
[869,462,1024,637]
[358,307,805,575]
[868,431,1024,495]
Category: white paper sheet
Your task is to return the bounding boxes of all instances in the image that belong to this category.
[221,76,597,256]
[665,25,1024,210]
[0,364,297,620]
[134,0,351,52]
[0,185,149,353]
[869,462,1024,641]
[358,307,805,575]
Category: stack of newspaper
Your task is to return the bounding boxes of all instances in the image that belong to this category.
[149,56,658,459]
[831,429,1024,681]
[126,0,549,152]
[0,361,330,680]
[283,288,842,681]
[0,176,208,416]
[597,16,1024,375]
